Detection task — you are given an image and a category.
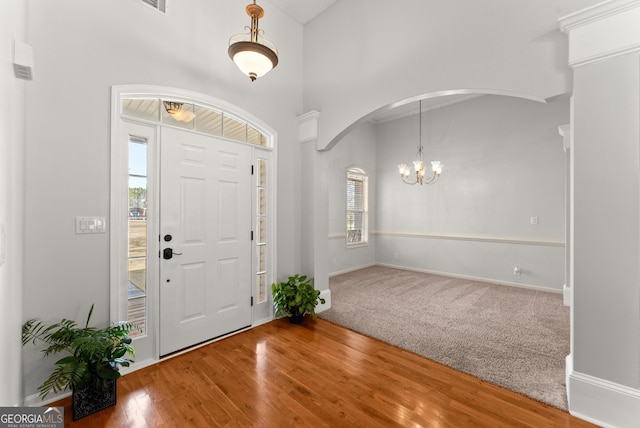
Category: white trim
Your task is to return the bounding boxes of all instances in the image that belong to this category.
[331,231,564,246]
[24,391,70,407]
[374,231,564,247]
[316,289,332,313]
[558,124,571,152]
[376,263,563,294]
[568,369,640,427]
[329,262,377,277]
[321,89,547,152]
[559,0,640,32]
[563,283,572,307]
[297,110,320,144]
[109,85,278,371]
[559,0,640,68]
[113,85,278,148]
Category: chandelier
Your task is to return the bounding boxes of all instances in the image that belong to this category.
[398,100,443,185]
[228,1,278,81]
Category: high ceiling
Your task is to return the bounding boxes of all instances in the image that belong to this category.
[269,0,337,24]
[253,1,481,123]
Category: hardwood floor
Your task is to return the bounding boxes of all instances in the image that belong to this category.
[52,318,595,427]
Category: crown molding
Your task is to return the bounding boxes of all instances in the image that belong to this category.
[559,0,640,67]
[559,0,640,32]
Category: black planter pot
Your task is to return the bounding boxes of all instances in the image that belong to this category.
[289,314,304,324]
[72,379,117,420]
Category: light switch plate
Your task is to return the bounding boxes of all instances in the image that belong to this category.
[76,216,107,234]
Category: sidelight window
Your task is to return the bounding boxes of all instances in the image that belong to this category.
[255,159,268,303]
[128,137,148,336]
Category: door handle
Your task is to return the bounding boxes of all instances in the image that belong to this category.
[163,248,183,260]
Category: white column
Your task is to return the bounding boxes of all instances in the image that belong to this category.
[560,1,640,426]
[298,111,331,311]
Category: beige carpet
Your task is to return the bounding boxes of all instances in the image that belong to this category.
[320,266,570,410]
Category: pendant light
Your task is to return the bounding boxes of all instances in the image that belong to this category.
[228,1,278,81]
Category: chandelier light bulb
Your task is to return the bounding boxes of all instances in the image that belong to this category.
[398,163,410,177]
[431,161,443,175]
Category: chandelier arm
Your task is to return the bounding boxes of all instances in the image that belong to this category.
[423,173,440,185]
[400,174,419,185]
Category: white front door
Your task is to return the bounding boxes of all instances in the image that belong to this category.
[159,127,252,356]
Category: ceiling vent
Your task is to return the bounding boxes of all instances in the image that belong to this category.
[140,0,166,13]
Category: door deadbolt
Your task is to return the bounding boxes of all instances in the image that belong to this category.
[164,234,172,242]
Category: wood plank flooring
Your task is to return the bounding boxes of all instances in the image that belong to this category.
[52,318,596,427]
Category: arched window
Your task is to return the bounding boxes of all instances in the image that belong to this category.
[346,167,368,246]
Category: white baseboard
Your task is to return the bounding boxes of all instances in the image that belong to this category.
[316,289,331,313]
[329,262,376,278]
[376,263,562,294]
[563,283,572,307]
[24,391,70,407]
[566,354,572,407]
[568,368,640,427]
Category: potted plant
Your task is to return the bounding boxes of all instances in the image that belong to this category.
[22,304,138,420]
[271,274,326,324]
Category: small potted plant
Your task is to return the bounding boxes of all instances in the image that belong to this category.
[271,274,326,324]
[22,304,138,420]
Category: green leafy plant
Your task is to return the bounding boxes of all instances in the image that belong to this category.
[271,274,326,320]
[22,304,138,399]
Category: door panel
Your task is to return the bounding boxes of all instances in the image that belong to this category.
[160,127,252,356]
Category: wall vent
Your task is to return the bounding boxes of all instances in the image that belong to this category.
[140,0,166,13]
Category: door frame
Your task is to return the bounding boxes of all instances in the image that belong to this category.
[110,85,277,367]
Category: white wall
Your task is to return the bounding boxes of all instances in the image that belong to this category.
[327,121,377,275]
[22,0,303,401]
[0,0,26,406]
[303,0,603,150]
[375,95,567,290]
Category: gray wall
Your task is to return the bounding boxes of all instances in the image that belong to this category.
[327,122,377,274]
[329,95,567,290]
[375,95,567,289]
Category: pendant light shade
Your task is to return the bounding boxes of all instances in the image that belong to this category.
[228,1,278,81]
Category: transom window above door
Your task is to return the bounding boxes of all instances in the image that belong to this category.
[122,98,269,147]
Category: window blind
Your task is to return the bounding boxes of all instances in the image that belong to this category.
[141,0,166,12]
[346,169,368,245]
